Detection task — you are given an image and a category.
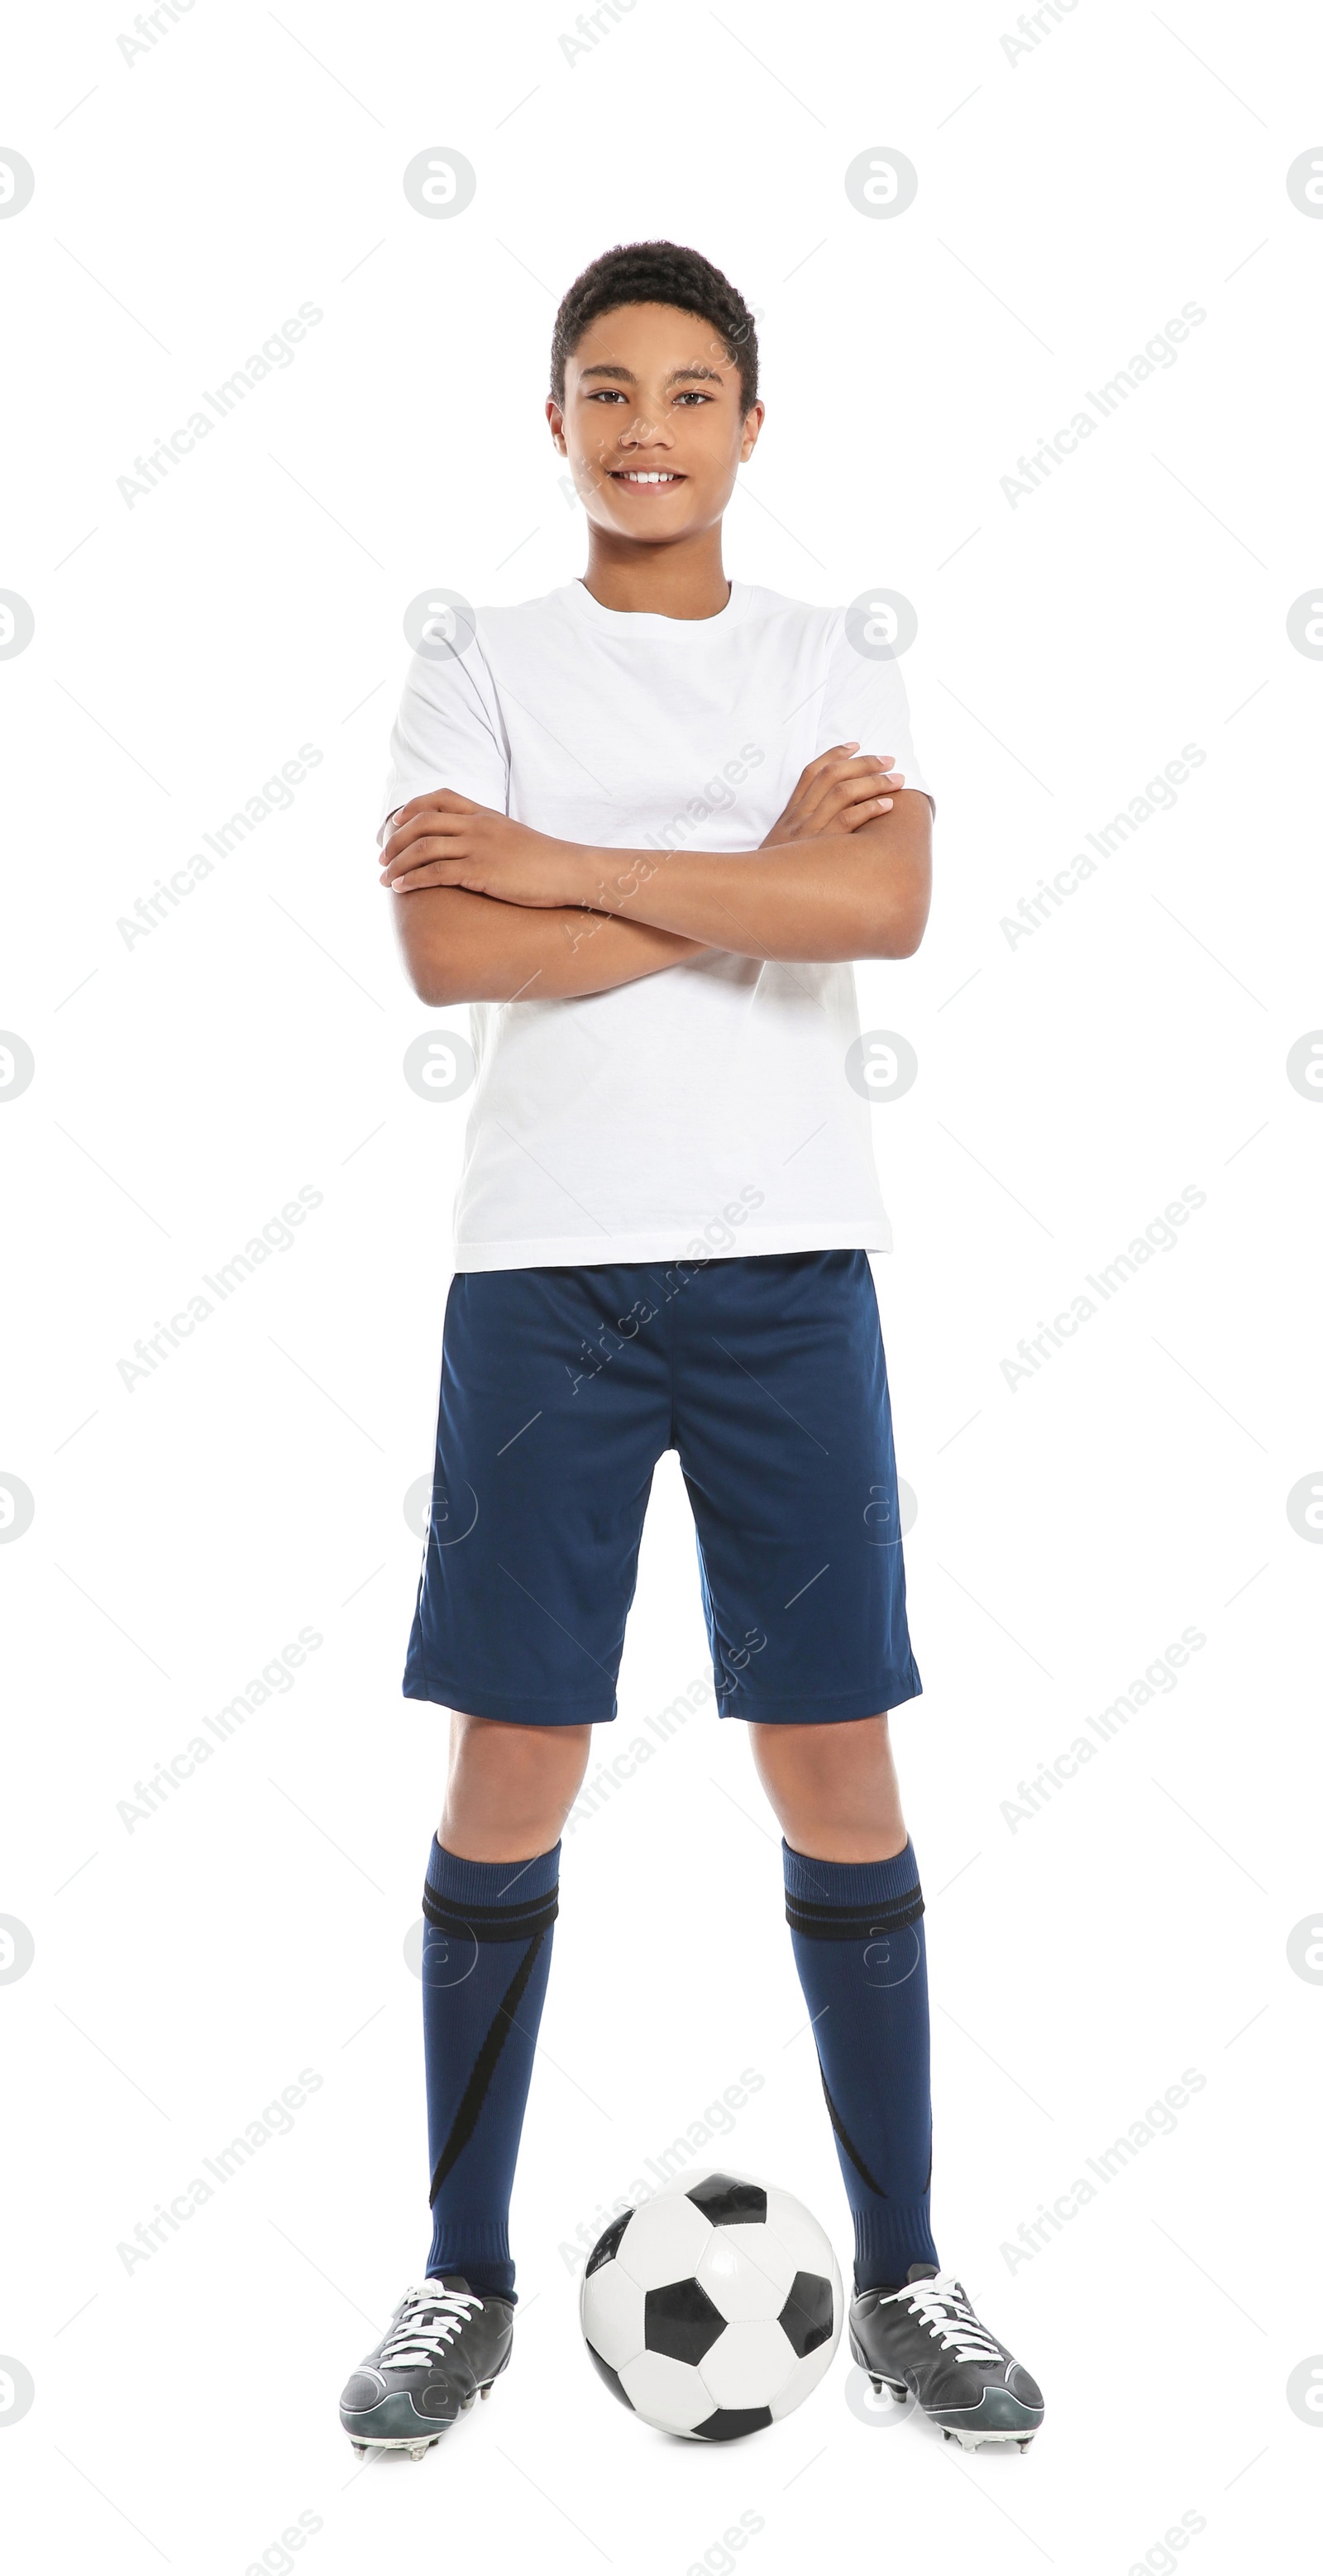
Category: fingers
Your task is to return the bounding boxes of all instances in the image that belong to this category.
[384,858,468,892]
[835,789,896,831]
[380,791,481,863]
[380,830,470,888]
[382,809,472,851]
[795,763,905,836]
[380,814,471,875]
[801,742,865,780]
[819,790,896,834]
[786,749,899,828]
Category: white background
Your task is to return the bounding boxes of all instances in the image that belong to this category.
[2,2,1321,2570]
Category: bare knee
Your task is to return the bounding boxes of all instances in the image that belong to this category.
[748,1713,907,1863]
[439,1711,592,1862]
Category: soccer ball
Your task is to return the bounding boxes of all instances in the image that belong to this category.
[579,2169,843,2440]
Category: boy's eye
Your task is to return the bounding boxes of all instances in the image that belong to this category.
[582,388,711,405]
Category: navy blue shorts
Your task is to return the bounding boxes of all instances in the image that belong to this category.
[404,1250,921,1728]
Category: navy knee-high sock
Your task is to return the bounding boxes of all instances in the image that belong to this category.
[783,1837,939,2292]
[421,1835,560,2302]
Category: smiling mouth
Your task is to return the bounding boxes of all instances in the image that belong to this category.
[609,469,685,485]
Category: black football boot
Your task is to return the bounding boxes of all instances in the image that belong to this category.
[339,2277,514,2456]
[850,2263,1044,2450]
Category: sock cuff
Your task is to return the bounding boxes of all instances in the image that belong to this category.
[424,1836,561,1941]
[781,1837,923,1942]
[426,2218,516,2304]
[781,1836,919,1905]
[853,2201,940,2293]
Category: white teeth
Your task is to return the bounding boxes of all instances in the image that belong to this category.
[620,471,676,482]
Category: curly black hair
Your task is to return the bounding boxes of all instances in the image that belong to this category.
[550,241,759,413]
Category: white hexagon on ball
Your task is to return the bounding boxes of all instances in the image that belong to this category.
[614,2191,713,2292]
[695,2223,795,2321]
[619,2349,713,2434]
[700,2317,799,2411]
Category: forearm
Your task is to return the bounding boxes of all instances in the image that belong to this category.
[379,780,932,964]
[569,796,931,962]
[391,884,707,1006]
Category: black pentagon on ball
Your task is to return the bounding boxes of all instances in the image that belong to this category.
[584,2342,635,2409]
[585,2209,633,2277]
[778,2269,834,2358]
[685,2171,768,2226]
[643,2277,725,2365]
[690,2404,774,2442]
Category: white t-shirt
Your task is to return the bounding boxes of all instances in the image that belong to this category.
[378,579,932,1273]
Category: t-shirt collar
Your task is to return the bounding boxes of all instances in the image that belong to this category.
[566,576,749,636]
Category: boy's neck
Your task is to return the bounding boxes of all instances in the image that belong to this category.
[580,523,731,622]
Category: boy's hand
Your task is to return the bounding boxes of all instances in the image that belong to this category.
[760,744,904,847]
[380,792,585,908]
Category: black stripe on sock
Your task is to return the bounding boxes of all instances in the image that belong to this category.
[818,2066,889,2198]
[427,1927,549,2207]
[422,1883,559,1943]
[785,1886,924,1942]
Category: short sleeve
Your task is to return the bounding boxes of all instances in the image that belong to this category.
[814,617,934,811]
[376,635,510,846]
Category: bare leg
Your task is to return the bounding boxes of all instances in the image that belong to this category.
[748,1713,907,1862]
[438,1710,593,1861]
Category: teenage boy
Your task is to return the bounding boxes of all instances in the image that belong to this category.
[339,242,1044,2458]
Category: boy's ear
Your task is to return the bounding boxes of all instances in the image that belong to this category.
[739,400,765,462]
[546,396,567,455]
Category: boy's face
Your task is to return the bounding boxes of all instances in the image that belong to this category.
[547,300,763,543]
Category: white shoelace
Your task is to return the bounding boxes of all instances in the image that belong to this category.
[380,2283,481,2369]
[893,2273,1005,2366]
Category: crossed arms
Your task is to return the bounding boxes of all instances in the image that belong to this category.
[377,746,933,1008]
